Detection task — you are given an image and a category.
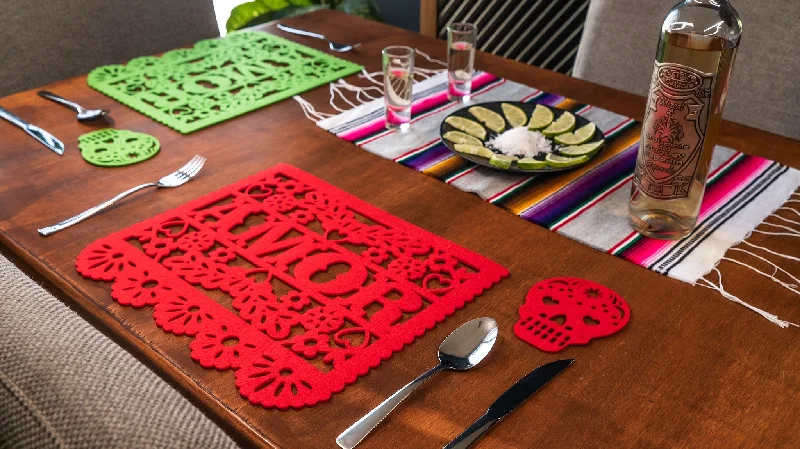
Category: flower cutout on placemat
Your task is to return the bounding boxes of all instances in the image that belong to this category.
[154,294,217,336]
[190,322,258,370]
[111,268,173,308]
[75,163,508,409]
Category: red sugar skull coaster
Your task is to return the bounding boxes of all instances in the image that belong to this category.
[514,277,630,352]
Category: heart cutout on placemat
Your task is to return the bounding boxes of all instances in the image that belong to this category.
[75,163,508,409]
[514,277,630,352]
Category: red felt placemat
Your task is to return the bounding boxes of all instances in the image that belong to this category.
[77,164,508,409]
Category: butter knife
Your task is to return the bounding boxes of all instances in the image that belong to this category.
[0,106,64,155]
[443,359,574,449]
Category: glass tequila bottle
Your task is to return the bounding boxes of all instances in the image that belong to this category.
[629,0,742,240]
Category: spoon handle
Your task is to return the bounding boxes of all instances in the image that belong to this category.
[276,23,327,41]
[38,91,82,113]
[336,364,444,449]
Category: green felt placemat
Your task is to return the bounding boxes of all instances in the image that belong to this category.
[79,129,160,167]
[87,31,363,134]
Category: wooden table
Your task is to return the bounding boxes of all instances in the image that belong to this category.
[2,10,799,449]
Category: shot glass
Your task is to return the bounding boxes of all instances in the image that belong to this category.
[382,46,415,131]
[447,23,477,102]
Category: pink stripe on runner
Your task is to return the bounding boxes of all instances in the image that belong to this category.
[706,152,741,182]
[338,73,500,143]
[603,118,634,135]
[488,176,530,202]
[447,166,478,184]
[605,153,739,255]
[339,119,385,142]
[393,138,441,161]
[410,79,508,124]
[552,175,633,232]
[558,152,742,235]
[361,80,508,146]
[520,90,543,102]
[624,155,770,266]
[608,231,638,254]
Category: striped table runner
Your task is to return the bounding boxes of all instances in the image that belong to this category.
[315,71,800,323]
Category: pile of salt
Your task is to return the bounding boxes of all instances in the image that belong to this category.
[487,127,553,158]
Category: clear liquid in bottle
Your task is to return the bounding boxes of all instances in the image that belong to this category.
[629,0,742,240]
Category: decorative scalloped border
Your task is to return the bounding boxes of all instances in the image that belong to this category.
[76,164,508,409]
[87,31,363,134]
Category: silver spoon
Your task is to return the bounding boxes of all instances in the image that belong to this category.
[336,317,498,449]
[38,91,109,122]
[276,23,361,52]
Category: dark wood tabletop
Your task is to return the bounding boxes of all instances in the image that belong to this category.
[2,10,799,449]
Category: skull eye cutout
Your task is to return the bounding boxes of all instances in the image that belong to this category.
[514,277,631,353]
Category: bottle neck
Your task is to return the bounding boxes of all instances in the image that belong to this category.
[669,0,741,45]
[683,0,731,7]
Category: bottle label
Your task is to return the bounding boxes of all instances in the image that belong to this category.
[634,61,716,200]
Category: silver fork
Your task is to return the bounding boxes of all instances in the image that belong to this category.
[38,155,206,237]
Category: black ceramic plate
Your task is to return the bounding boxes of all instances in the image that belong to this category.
[439,101,606,173]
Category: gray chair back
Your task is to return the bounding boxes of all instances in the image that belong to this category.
[436,0,591,74]
[573,0,800,140]
[0,0,219,97]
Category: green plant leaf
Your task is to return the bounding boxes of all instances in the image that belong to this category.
[226,0,320,32]
[225,0,380,33]
[334,0,381,20]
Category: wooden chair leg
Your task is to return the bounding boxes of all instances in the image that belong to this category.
[420,0,438,36]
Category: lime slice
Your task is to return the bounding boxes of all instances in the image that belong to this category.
[554,123,597,146]
[501,103,527,128]
[527,104,554,131]
[518,157,547,169]
[489,154,516,169]
[469,106,506,133]
[546,153,589,168]
[542,111,576,137]
[559,140,605,158]
[454,144,494,158]
[443,130,483,146]
[445,116,487,140]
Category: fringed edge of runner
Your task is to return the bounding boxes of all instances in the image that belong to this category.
[698,191,800,328]
[293,48,447,123]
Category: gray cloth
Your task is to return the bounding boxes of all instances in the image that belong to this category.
[0,0,220,97]
[573,0,800,140]
[0,253,240,449]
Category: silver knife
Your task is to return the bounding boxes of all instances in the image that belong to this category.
[0,106,64,155]
[443,359,574,449]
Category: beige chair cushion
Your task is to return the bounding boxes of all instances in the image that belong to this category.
[573,0,800,140]
[0,253,240,449]
[0,0,219,97]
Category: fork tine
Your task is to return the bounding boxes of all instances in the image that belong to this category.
[188,155,205,172]
[177,155,203,177]
[159,155,205,186]
[177,162,197,178]
[179,155,201,171]
[179,155,202,174]
[185,156,206,177]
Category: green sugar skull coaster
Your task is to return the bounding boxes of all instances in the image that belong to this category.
[78,129,160,167]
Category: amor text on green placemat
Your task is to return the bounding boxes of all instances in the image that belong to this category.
[87,31,363,134]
